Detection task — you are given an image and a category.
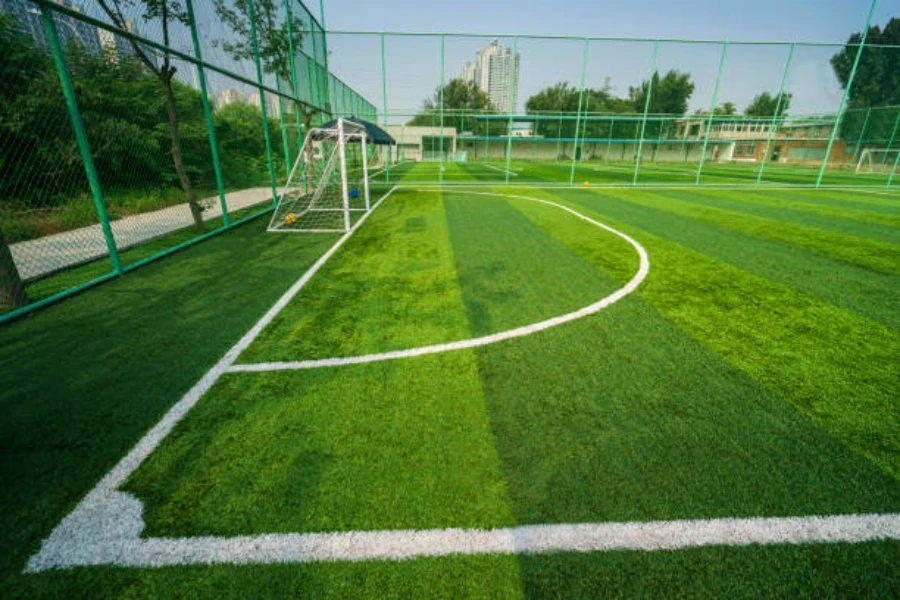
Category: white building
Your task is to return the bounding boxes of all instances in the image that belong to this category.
[248,91,281,118]
[459,39,520,112]
[385,125,458,162]
[217,89,245,108]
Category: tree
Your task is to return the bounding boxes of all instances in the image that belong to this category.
[629,70,695,116]
[0,229,27,309]
[408,78,503,136]
[831,18,900,142]
[96,0,206,232]
[745,92,792,118]
[212,0,312,183]
[525,82,640,140]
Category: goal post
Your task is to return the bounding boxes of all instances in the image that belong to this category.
[268,117,395,233]
[855,148,900,174]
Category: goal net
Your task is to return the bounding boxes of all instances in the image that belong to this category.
[269,118,389,233]
[855,148,900,174]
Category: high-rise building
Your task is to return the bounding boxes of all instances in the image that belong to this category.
[248,91,281,118]
[217,89,245,108]
[459,39,520,112]
[1,0,101,54]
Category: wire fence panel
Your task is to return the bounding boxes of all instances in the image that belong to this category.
[1,2,898,322]
[0,0,370,323]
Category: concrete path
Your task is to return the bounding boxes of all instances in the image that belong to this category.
[11,187,276,281]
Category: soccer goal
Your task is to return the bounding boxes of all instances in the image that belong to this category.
[269,117,394,233]
[855,148,900,174]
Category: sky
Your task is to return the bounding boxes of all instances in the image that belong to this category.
[317,0,900,121]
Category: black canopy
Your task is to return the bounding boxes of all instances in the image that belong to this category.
[312,117,396,145]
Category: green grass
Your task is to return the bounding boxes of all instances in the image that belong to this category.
[1,184,898,598]
[373,158,900,190]
[3,203,274,318]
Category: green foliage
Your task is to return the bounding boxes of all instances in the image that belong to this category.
[745,92,792,117]
[831,18,900,110]
[0,14,277,239]
[831,18,900,143]
[629,69,695,116]
[212,0,305,85]
[407,78,504,136]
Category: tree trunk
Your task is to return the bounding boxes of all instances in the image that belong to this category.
[162,76,204,232]
[0,229,28,309]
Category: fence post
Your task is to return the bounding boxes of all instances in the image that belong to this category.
[816,0,878,187]
[634,40,659,186]
[39,1,121,274]
[569,38,589,186]
[756,43,795,186]
[881,112,900,166]
[184,0,229,227]
[439,34,445,186]
[283,0,303,159]
[246,0,279,206]
[696,41,728,185]
[504,36,518,184]
[381,33,390,183]
[854,107,872,155]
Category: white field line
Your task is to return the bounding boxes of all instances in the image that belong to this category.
[478,163,519,176]
[397,183,899,191]
[26,512,900,571]
[850,188,900,198]
[228,191,649,373]
[25,187,397,573]
[24,186,898,573]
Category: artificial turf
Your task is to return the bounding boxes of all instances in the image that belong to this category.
[1,184,898,598]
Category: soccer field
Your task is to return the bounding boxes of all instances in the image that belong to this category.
[2,184,899,597]
[373,159,899,187]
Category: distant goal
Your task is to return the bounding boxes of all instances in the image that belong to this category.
[269,117,395,233]
[855,148,900,175]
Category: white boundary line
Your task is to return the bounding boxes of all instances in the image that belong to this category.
[229,191,649,372]
[24,186,900,573]
[477,163,519,176]
[25,186,397,573]
[26,512,900,571]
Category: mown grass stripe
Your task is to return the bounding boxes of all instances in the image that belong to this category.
[524,187,900,479]
[674,189,900,244]
[550,189,899,329]
[601,188,900,274]
[239,189,472,362]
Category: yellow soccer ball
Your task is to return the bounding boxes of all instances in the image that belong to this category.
[284,213,298,225]
[583,181,590,187]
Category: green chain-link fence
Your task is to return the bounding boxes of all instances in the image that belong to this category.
[1,0,897,323]
[0,0,375,322]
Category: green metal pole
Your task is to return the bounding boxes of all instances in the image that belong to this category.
[40,2,121,274]
[184,0,229,227]
[569,38,589,186]
[318,0,331,111]
[816,0,878,187]
[247,0,279,205]
[696,41,728,185]
[886,147,900,187]
[381,34,390,183]
[633,40,659,185]
[756,42,795,186]
[505,36,518,184]
[439,34,444,186]
[556,114,562,161]
[278,103,291,179]
[881,112,900,166]
[283,0,303,160]
[606,119,613,164]
[855,107,872,155]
